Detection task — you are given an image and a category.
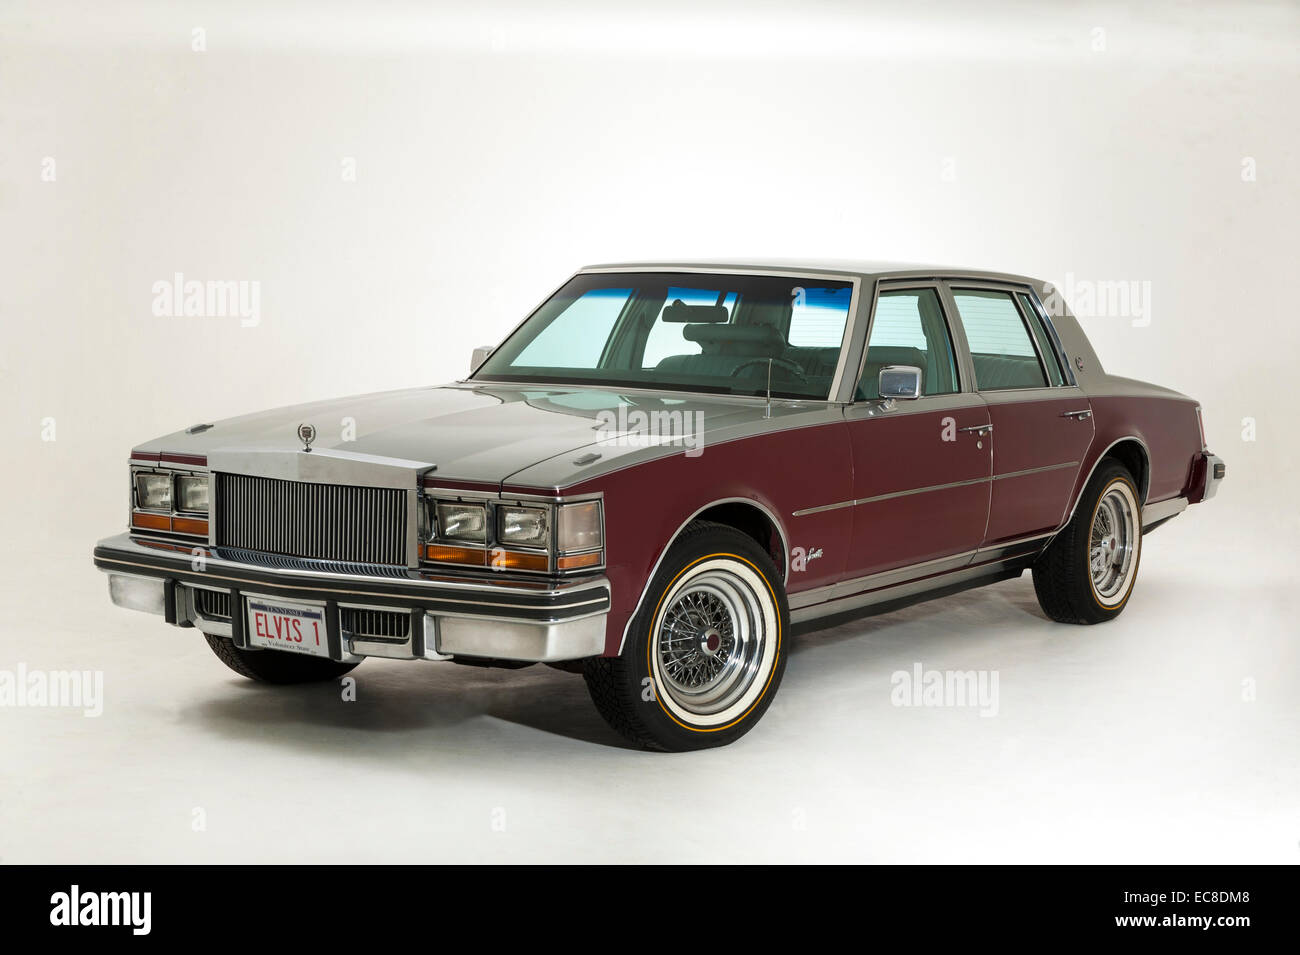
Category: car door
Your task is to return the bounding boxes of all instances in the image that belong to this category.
[840,283,992,582]
[944,283,1095,550]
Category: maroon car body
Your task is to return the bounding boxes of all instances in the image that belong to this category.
[94,260,1225,750]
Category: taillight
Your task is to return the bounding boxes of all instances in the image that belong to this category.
[1195,405,1207,450]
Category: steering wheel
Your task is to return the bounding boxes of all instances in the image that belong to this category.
[729,357,809,384]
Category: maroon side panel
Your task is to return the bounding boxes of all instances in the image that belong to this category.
[845,403,992,576]
[539,420,854,656]
[983,395,1095,545]
[1080,395,1203,505]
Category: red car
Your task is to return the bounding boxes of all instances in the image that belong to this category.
[94,261,1225,750]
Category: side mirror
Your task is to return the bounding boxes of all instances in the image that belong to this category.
[879,364,922,400]
[470,345,494,374]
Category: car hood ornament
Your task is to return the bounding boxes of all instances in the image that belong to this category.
[297,423,317,452]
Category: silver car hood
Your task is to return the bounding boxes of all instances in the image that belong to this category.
[134,382,837,490]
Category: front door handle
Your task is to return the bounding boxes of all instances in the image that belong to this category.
[959,424,993,436]
[1060,409,1092,420]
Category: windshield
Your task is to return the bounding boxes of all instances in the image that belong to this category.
[473,271,855,400]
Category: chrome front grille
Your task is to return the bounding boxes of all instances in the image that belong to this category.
[216,473,408,566]
[340,607,411,643]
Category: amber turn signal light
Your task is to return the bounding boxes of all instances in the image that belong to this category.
[171,516,209,537]
[424,544,488,567]
[492,550,549,572]
[131,512,171,532]
[557,551,602,571]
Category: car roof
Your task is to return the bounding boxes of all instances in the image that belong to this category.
[579,258,1046,289]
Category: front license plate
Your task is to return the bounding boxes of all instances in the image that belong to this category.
[246,596,330,658]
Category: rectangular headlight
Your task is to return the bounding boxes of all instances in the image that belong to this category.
[135,472,173,510]
[498,505,549,547]
[436,502,487,544]
[558,501,602,552]
[176,475,209,513]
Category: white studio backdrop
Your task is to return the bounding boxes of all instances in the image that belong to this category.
[0,0,1297,866]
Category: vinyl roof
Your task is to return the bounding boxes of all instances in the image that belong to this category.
[580,258,1047,288]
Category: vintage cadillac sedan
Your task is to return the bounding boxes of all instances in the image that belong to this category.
[94,260,1226,750]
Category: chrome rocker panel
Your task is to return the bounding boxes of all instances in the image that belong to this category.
[93,533,609,664]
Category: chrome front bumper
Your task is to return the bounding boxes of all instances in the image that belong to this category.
[93,533,610,663]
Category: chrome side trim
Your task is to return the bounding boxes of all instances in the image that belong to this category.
[792,461,1079,517]
[1142,496,1188,526]
[994,461,1080,481]
[788,549,977,610]
[789,532,1053,611]
[791,499,855,517]
[615,496,791,655]
[790,552,1029,624]
[970,532,1053,562]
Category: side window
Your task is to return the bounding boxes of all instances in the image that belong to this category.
[514,287,631,369]
[1016,292,1065,386]
[788,285,854,347]
[856,288,959,400]
[952,289,1048,391]
[641,287,737,368]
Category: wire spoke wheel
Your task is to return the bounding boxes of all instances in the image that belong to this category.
[583,522,789,751]
[1088,481,1138,604]
[654,567,768,717]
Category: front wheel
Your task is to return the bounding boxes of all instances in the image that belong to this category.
[584,521,788,751]
[1033,460,1143,624]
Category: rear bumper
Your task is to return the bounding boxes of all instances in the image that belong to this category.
[1189,450,1227,505]
[1141,452,1224,532]
[93,533,610,663]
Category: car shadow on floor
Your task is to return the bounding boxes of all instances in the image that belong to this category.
[187,659,637,752]
[185,574,1054,757]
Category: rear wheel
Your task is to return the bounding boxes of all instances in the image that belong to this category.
[1033,460,1142,624]
[202,633,360,684]
[583,521,788,751]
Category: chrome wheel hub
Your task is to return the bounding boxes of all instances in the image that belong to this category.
[656,569,766,716]
[1089,485,1137,601]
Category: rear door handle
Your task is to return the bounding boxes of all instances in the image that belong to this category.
[1060,409,1092,420]
[959,424,993,436]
